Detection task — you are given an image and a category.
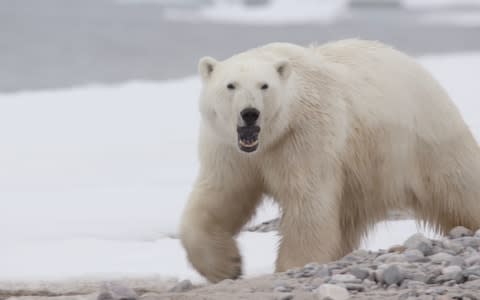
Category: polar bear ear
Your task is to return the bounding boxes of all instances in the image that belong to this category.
[198,56,218,81]
[275,60,292,80]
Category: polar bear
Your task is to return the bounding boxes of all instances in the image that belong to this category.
[180,39,480,283]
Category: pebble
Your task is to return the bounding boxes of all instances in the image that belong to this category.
[463,266,480,277]
[430,252,454,264]
[404,233,434,256]
[278,294,294,300]
[349,267,370,280]
[331,274,360,283]
[455,237,480,248]
[97,282,138,300]
[405,249,428,263]
[442,239,464,254]
[316,284,349,300]
[159,226,480,299]
[442,265,462,275]
[345,283,365,292]
[168,279,193,293]
[465,253,480,266]
[449,226,474,239]
[382,265,405,286]
[274,285,293,293]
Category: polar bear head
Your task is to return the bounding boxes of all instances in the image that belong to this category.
[198,54,292,153]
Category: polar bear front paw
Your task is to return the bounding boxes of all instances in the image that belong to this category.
[182,232,243,283]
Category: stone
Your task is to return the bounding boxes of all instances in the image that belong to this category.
[468,274,480,281]
[349,267,370,280]
[274,285,293,293]
[98,282,138,300]
[442,239,464,254]
[442,265,463,275]
[465,253,480,266]
[388,245,407,253]
[344,283,364,292]
[140,293,165,300]
[449,256,465,267]
[316,284,349,300]
[168,279,193,293]
[382,265,405,286]
[449,226,474,239]
[404,249,426,262]
[463,266,480,277]
[455,237,480,248]
[279,295,294,300]
[404,233,433,256]
[331,274,360,283]
[430,252,454,264]
[385,254,407,263]
[405,270,429,283]
[374,253,395,263]
[435,265,464,283]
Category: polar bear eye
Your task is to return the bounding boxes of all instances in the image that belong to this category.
[260,83,269,90]
[227,83,236,90]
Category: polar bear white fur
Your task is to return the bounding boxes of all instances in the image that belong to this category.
[179,39,480,283]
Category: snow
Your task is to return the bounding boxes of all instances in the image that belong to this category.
[2,52,480,282]
[420,11,480,26]
[164,0,347,25]
[403,0,480,9]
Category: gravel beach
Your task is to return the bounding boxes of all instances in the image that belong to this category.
[4,226,480,300]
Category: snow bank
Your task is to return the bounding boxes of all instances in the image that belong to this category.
[164,0,347,25]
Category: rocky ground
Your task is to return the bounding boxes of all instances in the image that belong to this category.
[4,226,480,300]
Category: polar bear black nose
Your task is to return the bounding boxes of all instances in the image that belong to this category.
[240,108,260,126]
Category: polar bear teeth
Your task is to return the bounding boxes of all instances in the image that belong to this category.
[239,139,259,147]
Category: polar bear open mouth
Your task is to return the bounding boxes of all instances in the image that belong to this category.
[237,126,260,153]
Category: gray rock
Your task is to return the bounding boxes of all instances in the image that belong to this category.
[331,274,360,283]
[273,285,293,293]
[404,249,425,262]
[430,252,454,264]
[98,282,138,300]
[404,233,433,256]
[349,267,370,280]
[449,226,474,239]
[344,283,365,292]
[374,253,395,263]
[465,253,480,266]
[316,266,331,278]
[468,274,480,281]
[442,265,463,275]
[168,280,193,293]
[463,266,480,277]
[442,239,464,254]
[383,265,405,286]
[449,256,465,267]
[404,270,430,283]
[316,284,350,300]
[362,278,375,287]
[435,265,464,283]
[386,254,407,263]
[402,279,426,289]
[454,237,480,248]
[140,292,165,300]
